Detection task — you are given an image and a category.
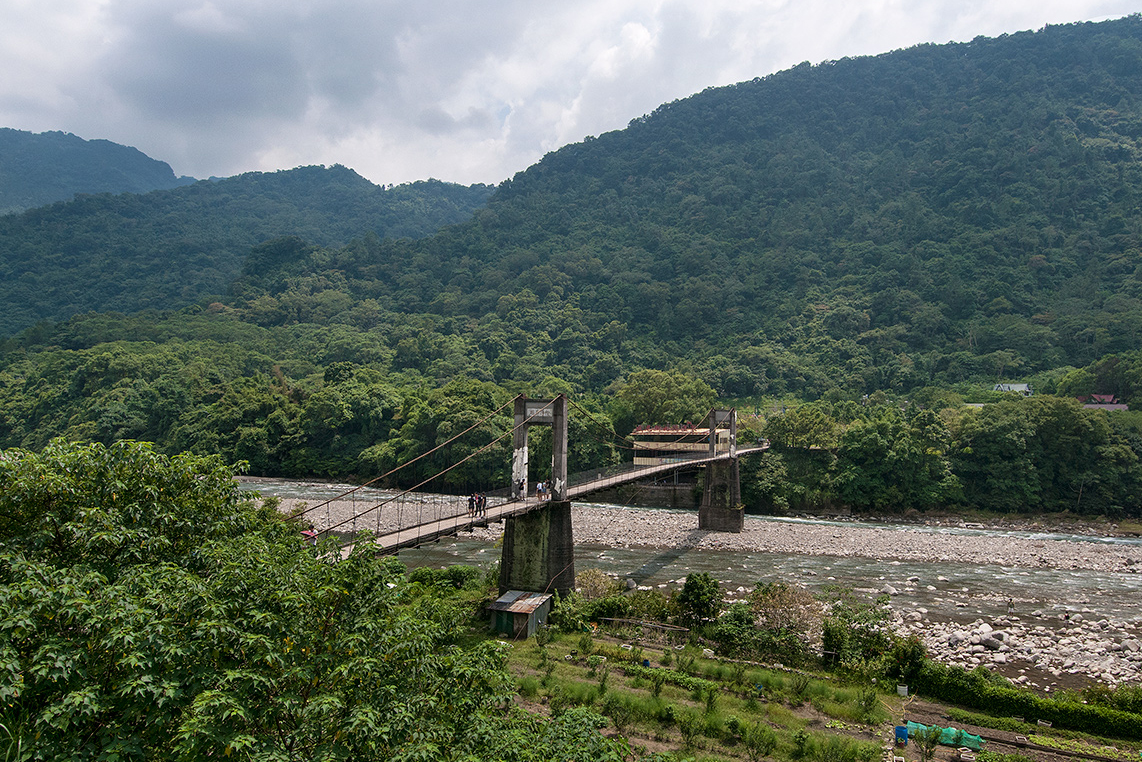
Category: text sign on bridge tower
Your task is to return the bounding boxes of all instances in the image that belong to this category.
[524,401,555,423]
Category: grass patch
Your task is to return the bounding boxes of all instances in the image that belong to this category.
[1029,734,1138,761]
[518,676,540,698]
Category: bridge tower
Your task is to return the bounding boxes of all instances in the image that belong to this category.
[698,408,743,532]
[499,394,575,596]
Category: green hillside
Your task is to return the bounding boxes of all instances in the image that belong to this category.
[0,166,494,335]
[5,17,1142,513]
[0,128,192,215]
[310,16,1142,397]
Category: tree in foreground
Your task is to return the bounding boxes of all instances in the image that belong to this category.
[0,440,636,761]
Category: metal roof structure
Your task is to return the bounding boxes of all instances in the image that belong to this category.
[487,590,553,614]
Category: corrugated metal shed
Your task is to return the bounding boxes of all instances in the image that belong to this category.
[488,590,553,613]
[488,591,554,638]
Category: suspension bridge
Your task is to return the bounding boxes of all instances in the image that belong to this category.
[293,394,767,595]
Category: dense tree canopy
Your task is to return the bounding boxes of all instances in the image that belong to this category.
[752,396,1142,517]
[0,168,493,336]
[0,440,644,761]
[7,19,1142,399]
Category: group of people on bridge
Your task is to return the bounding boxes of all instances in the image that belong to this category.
[467,493,488,518]
[518,479,554,501]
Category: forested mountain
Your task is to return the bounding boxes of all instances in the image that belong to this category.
[307,16,1142,398]
[0,166,494,335]
[6,17,1142,514]
[0,128,193,215]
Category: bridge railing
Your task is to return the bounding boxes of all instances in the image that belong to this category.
[469,455,713,502]
[566,455,713,491]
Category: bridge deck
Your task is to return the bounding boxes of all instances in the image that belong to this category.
[360,445,767,555]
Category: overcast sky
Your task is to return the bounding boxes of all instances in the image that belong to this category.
[1,1,1138,187]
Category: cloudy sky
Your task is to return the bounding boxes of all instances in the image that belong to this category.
[1,1,1138,187]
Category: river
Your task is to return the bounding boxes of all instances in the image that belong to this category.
[240,478,1142,628]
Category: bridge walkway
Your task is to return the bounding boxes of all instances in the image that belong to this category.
[367,444,767,554]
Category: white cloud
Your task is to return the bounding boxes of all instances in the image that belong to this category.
[0,0,1137,185]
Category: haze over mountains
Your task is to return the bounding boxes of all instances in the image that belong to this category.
[0,128,195,215]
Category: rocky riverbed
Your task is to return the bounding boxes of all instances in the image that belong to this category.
[470,504,1142,575]
[470,504,1142,690]
[268,485,1142,690]
[896,611,1142,691]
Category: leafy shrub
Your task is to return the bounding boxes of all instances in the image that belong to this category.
[576,568,619,600]
[678,711,702,750]
[676,572,722,626]
[578,632,594,655]
[914,662,1142,739]
[601,694,635,733]
[627,589,672,621]
[583,595,631,620]
[443,564,481,589]
[407,563,481,589]
[791,728,813,760]
[744,722,778,762]
[791,673,812,702]
[548,590,587,632]
[1082,683,1142,715]
[705,686,720,714]
[821,586,892,666]
[713,601,813,665]
[857,686,882,723]
[885,635,927,683]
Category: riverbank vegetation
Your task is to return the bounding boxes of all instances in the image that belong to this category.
[4,318,1142,517]
[748,394,1142,518]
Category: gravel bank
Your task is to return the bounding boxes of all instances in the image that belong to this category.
[467,504,1142,575]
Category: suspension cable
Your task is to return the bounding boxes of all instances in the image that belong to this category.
[323,398,556,540]
[293,396,515,520]
[566,397,637,450]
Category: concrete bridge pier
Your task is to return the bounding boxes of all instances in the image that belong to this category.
[698,458,743,532]
[499,394,574,596]
[698,407,743,532]
[498,499,575,596]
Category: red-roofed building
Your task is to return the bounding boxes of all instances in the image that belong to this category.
[631,423,732,466]
[1077,394,1129,411]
